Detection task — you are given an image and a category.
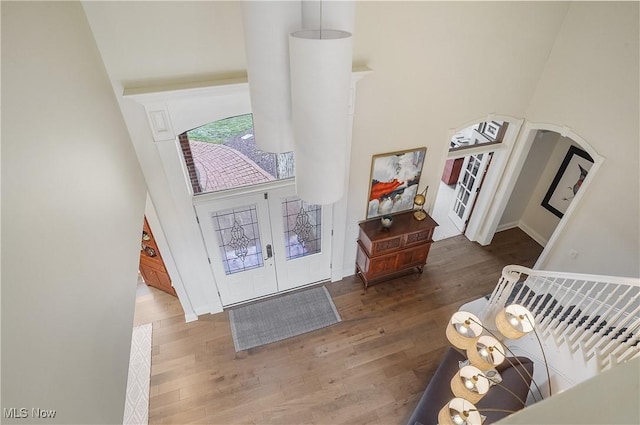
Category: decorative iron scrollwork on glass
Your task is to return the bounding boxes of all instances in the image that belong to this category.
[282,197,321,260]
[292,207,313,248]
[211,205,264,275]
[228,220,250,261]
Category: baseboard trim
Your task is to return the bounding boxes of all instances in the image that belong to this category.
[183,303,220,322]
[496,221,519,232]
[342,267,355,279]
[518,221,548,247]
[184,312,198,323]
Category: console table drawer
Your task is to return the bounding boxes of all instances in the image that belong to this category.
[357,243,431,280]
[397,243,431,268]
[404,229,433,247]
[358,231,403,256]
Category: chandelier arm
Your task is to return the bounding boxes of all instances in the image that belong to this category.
[476,375,527,407]
[468,317,543,402]
[496,350,542,403]
[476,408,517,414]
[526,316,553,397]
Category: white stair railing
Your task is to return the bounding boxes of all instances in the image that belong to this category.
[486,265,640,372]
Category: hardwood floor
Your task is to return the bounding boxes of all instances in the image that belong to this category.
[134,228,542,425]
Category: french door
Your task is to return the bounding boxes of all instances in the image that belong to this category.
[448,152,493,232]
[194,183,332,306]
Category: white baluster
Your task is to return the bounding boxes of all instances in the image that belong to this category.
[538,277,573,338]
[567,284,609,346]
[599,317,640,369]
[551,280,588,344]
[583,289,637,352]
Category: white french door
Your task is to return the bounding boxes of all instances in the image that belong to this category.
[194,183,332,306]
[195,192,277,305]
[266,185,332,292]
[448,152,493,232]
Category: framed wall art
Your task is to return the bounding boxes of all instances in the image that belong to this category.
[479,120,507,142]
[484,121,500,140]
[541,145,594,218]
[366,147,427,219]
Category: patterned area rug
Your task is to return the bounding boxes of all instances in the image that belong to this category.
[123,323,152,425]
[229,286,341,351]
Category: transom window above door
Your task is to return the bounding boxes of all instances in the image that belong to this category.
[449,121,508,152]
[179,114,294,195]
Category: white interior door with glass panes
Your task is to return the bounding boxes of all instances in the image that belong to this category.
[195,183,332,306]
[448,152,492,232]
[195,193,278,305]
[267,185,332,292]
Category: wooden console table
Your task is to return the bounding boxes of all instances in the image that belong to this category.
[355,211,438,289]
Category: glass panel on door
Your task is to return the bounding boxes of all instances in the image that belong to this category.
[195,186,333,305]
[281,197,322,260]
[268,187,332,292]
[195,193,278,306]
[211,205,264,275]
[448,152,493,233]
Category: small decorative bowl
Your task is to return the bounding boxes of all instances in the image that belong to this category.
[381,215,393,229]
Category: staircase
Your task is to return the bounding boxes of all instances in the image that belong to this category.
[465,265,639,398]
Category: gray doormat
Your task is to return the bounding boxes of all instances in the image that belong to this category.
[229,286,341,351]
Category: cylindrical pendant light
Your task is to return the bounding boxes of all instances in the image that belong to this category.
[289,29,353,205]
[242,1,299,153]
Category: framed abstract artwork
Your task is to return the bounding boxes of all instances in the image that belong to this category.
[541,145,594,218]
[366,147,427,219]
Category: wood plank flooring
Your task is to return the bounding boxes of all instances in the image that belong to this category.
[134,228,542,425]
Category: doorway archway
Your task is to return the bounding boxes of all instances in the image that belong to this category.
[477,121,604,269]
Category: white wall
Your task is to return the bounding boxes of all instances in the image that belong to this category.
[519,136,574,245]
[499,132,582,247]
[525,2,639,276]
[1,2,147,423]
[500,131,560,229]
[82,1,247,84]
[345,1,570,269]
[499,356,640,425]
[82,1,640,311]
[82,1,570,310]
[82,1,233,317]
